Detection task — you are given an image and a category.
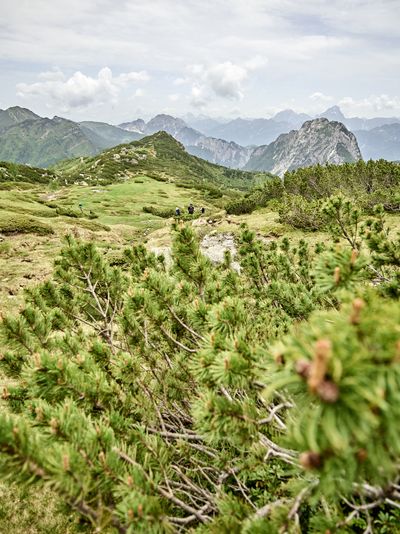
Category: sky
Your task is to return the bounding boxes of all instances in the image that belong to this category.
[0,0,399,123]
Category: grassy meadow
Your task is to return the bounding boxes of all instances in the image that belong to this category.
[2,171,400,315]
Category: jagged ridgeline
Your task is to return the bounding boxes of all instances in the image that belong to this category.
[54,131,273,191]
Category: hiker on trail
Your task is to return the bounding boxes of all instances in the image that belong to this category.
[188,203,195,215]
[200,207,205,215]
[175,207,181,216]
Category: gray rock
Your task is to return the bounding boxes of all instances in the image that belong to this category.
[200,232,240,272]
[245,118,362,176]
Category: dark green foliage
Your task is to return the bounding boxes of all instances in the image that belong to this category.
[242,160,400,231]
[142,205,175,218]
[284,160,400,212]
[225,178,284,215]
[0,213,54,235]
[55,206,80,218]
[225,197,256,215]
[278,194,327,231]
[0,211,399,532]
[0,160,58,184]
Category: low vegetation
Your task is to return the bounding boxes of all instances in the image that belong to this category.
[0,160,58,184]
[0,212,54,235]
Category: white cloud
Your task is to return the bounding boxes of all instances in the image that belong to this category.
[1,0,399,120]
[339,94,400,114]
[38,68,65,82]
[309,92,333,103]
[185,59,263,108]
[173,77,187,86]
[16,67,150,110]
[168,93,180,102]
[190,85,208,108]
[134,88,145,97]
[206,62,248,99]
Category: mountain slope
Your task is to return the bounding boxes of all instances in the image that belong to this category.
[0,106,40,131]
[0,107,143,167]
[245,118,362,176]
[355,123,400,161]
[0,160,58,184]
[54,131,271,190]
[79,121,142,148]
[0,116,101,167]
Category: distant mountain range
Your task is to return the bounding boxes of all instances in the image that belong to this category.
[185,106,400,144]
[0,104,399,173]
[318,105,400,132]
[121,107,400,164]
[0,107,142,167]
[119,112,364,174]
[183,110,312,146]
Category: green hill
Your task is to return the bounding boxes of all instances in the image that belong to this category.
[0,107,143,168]
[54,130,273,191]
[0,116,101,167]
[0,105,40,131]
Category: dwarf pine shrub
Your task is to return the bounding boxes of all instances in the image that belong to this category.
[0,204,399,532]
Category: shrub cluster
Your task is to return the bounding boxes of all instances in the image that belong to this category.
[0,213,54,235]
[142,205,175,218]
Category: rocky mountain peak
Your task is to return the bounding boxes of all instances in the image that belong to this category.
[146,114,187,136]
[245,118,362,176]
[319,105,346,122]
[118,118,146,133]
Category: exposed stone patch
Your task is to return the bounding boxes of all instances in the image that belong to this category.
[150,232,240,272]
[200,232,240,272]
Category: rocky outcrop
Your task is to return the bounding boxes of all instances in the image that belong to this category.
[150,232,240,271]
[200,232,237,266]
[186,137,252,168]
[118,118,146,133]
[245,118,362,176]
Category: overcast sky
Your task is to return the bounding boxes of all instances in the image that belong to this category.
[0,0,399,123]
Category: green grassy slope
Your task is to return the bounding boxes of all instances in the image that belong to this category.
[0,168,228,313]
[54,130,273,191]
